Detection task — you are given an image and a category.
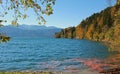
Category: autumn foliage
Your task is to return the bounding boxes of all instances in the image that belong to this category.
[55,1,120,51]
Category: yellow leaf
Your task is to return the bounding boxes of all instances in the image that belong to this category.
[11,20,18,26]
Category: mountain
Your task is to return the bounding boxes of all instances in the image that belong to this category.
[0,25,61,38]
[55,1,120,51]
[18,25,51,30]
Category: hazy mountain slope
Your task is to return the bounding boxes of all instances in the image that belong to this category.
[0,25,61,38]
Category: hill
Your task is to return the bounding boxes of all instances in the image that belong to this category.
[55,1,120,51]
[0,25,61,38]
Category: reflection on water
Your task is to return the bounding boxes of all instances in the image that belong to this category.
[103,54,120,68]
[70,53,120,72]
[37,53,120,72]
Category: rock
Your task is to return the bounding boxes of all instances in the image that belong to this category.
[100,68,120,74]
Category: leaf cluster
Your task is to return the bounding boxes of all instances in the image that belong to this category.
[0,0,55,25]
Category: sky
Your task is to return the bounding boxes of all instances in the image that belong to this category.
[1,0,116,28]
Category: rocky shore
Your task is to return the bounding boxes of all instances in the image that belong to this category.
[100,68,120,74]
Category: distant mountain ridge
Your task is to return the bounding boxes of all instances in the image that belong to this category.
[0,25,61,38]
[18,24,58,30]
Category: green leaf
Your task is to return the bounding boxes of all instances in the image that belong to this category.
[38,22,41,25]
[0,20,3,22]
[4,12,8,15]
[23,14,27,19]
[0,0,2,4]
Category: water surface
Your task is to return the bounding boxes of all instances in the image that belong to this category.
[0,38,119,72]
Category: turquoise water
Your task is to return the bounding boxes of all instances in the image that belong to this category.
[0,38,116,71]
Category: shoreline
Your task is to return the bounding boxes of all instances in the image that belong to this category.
[101,40,120,52]
[0,70,99,74]
[0,68,120,74]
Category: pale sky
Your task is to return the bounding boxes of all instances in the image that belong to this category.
[0,0,116,28]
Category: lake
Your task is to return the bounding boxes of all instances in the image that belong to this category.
[0,38,119,72]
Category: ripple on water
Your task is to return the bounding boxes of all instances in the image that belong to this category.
[0,38,118,72]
